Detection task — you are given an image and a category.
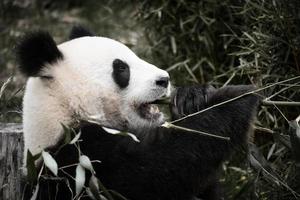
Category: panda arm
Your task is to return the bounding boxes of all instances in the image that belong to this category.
[170,85,260,150]
[169,85,260,199]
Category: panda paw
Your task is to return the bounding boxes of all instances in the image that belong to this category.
[170,85,215,120]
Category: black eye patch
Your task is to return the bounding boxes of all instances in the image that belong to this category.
[112,59,130,89]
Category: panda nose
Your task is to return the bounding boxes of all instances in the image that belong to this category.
[155,77,169,88]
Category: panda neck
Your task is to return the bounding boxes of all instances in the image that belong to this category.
[22,78,73,164]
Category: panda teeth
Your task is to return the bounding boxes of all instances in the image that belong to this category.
[149,105,155,113]
[137,102,161,119]
[149,105,159,114]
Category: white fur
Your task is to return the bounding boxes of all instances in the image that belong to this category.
[22,36,170,165]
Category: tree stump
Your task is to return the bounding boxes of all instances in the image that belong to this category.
[0,123,23,200]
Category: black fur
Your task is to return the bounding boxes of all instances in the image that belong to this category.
[16,31,63,77]
[156,77,169,88]
[112,59,130,88]
[171,84,216,119]
[69,25,94,40]
[23,85,260,200]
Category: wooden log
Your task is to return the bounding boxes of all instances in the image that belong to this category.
[0,123,23,200]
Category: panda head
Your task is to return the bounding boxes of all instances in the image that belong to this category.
[17,27,170,135]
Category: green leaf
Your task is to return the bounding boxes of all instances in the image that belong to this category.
[75,164,86,196]
[243,32,257,44]
[249,144,281,185]
[86,187,97,200]
[117,132,140,143]
[30,183,39,200]
[61,123,72,144]
[232,179,254,200]
[87,187,108,200]
[42,151,58,176]
[289,120,300,165]
[249,143,272,171]
[26,150,38,183]
[170,36,177,54]
[0,76,13,99]
[273,131,291,149]
[32,152,42,161]
[70,131,81,144]
[102,127,140,142]
[109,190,128,200]
[80,155,95,174]
[88,175,103,200]
[267,143,276,160]
[95,177,114,200]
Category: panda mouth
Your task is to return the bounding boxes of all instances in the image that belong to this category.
[137,101,162,120]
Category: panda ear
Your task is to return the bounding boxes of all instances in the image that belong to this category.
[69,25,94,40]
[16,31,63,77]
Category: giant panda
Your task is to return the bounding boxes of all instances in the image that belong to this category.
[17,26,260,200]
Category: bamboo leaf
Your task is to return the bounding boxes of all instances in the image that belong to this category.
[86,187,97,200]
[42,151,58,176]
[61,123,72,144]
[0,76,13,99]
[97,178,114,200]
[87,187,108,200]
[75,164,86,196]
[289,120,300,165]
[170,36,177,54]
[70,131,81,144]
[117,132,140,143]
[89,175,113,200]
[88,175,102,200]
[109,190,128,200]
[26,150,38,183]
[102,127,120,134]
[267,143,276,160]
[102,127,140,142]
[30,183,39,200]
[80,155,94,173]
[243,32,257,44]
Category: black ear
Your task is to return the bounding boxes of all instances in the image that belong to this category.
[69,25,94,40]
[16,31,63,77]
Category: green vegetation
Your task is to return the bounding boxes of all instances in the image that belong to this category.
[137,1,300,199]
[1,0,299,199]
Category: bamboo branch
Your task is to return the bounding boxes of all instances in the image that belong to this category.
[262,100,300,106]
[169,76,300,124]
[161,122,230,141]
[254,126,275,134]
[296,115,300,123]
[264,81,300,100]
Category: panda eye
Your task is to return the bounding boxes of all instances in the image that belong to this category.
[113,59,128,72]
[112,59,130,88]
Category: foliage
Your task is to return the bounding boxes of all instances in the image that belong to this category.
[137,0,300,199]
[0,77,22,122]
[25,124,132,200]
